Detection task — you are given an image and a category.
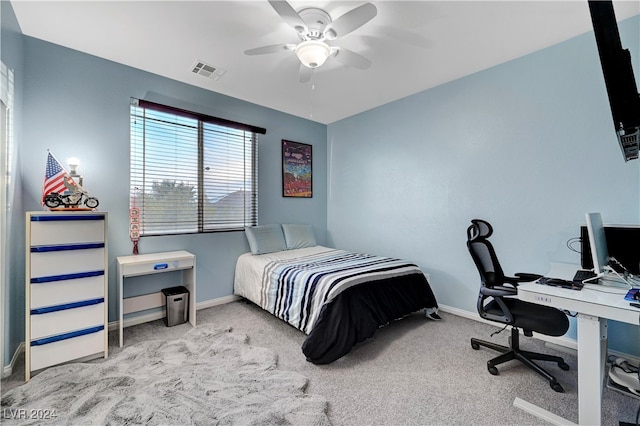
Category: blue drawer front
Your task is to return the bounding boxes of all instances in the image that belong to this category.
[31,215,104,222]
[31,242,105,253]
[30,270,104,284]
[31,325,104,346]
[30,297,104,315]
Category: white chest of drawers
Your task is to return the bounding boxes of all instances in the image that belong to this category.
[25,211,108,380]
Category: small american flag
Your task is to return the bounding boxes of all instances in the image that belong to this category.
[42,151,71,204]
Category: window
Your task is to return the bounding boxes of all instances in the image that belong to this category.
[130,99,265,235]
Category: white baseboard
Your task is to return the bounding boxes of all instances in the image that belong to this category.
[438,305,640,364]
[108,294,242,332]
[2,342,24,379]
[6,298,636,376]
[438,304,579,352]
[196,294,242,311]
[442,305,640,363]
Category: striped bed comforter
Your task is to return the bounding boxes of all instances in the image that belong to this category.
[261,249,424,334]
[235,246,438,363]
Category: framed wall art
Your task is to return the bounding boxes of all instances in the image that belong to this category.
[282,140,312,198]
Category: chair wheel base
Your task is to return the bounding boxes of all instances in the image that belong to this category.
[471,329,568,392]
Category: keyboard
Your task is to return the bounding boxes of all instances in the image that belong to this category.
[538,277,584,290]
[573,269,597,283]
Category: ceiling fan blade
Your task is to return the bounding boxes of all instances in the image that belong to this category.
[299,64,312,83]
[324,3,377,40]
[268,0,307,34]
[244,44,295,56]
[333,47,372,70]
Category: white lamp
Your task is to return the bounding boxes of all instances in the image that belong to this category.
[67,157,83,186]
[295,40,331,69]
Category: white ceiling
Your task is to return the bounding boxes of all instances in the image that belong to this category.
[10,1,640,124]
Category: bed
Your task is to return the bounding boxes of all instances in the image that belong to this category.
[234,224,439,364]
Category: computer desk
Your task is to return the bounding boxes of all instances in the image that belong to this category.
[515,263,640,426]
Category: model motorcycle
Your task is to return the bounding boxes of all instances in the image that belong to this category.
[44,188,99,209]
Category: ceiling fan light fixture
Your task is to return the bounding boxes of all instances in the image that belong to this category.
[295,40,331,68]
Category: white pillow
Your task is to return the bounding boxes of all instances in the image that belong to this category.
[244,224,287,255]
[282,224,317,250]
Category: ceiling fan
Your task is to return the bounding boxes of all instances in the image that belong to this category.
[244,0,377,82]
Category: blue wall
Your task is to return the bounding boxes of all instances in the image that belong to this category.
[327,16,640,356]
[18,37,327,323]
[3,1,639,371]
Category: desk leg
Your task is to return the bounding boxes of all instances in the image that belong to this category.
[185,265,196,327]
[577,313,607,425]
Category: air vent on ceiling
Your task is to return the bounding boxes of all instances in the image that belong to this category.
[191,60,226,81]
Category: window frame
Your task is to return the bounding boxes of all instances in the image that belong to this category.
[130,99,266,236]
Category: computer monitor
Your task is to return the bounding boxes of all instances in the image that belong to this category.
[580,225,640,275]
[586,212,609,277]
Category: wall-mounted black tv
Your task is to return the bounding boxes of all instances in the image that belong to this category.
[588,1,640,162]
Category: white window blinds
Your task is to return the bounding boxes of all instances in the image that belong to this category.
[130,99,264,235]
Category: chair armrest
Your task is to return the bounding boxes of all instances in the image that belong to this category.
[514,272,543,282]
[477,291,515,324]
[503,276,521,285]
[481,285,517,297]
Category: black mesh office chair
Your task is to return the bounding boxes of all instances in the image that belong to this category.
[466,219,570,393]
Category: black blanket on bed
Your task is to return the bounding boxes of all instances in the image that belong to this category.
[301,272,438,364]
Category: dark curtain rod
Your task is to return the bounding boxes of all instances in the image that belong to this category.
[136,99,266,135]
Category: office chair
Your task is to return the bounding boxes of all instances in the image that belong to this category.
[466,219,570,393]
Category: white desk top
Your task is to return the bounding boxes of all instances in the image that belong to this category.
[518,281,640,326]
[516,262,640,325]
[116,250,195,278]
[116,250,194,265]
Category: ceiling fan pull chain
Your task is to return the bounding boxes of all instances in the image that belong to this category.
[309,71,315,119]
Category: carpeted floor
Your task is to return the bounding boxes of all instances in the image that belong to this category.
[3,300,639,425]
[1,324,329,425]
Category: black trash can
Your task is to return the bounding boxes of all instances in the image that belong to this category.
[162,286,189,327]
